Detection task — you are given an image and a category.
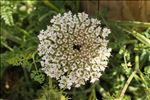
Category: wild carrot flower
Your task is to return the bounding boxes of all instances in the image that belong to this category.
[38,11,111,89]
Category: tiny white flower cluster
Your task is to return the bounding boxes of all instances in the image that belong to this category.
[38,11,111,89]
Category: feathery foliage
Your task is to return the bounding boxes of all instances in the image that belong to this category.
[0,1,150,100]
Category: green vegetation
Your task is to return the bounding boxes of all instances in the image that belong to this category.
[0,0,150,100]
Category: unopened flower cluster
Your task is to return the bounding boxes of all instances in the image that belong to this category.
[38,11,111,89]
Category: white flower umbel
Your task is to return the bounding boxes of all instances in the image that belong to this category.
[38,11,111,89]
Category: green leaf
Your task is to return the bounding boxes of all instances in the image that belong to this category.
[30,70,45,84]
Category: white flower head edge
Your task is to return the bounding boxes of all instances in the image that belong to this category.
[37,11,111,89]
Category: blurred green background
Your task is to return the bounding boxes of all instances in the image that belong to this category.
[0,0,150,100]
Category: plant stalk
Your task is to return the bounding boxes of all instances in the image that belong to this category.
[119,55,139,100]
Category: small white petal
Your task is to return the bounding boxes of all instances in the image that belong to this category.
[38,11,111,90]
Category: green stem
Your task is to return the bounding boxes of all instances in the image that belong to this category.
[49,77,52,89]
[99,12,109,28]
[119,55,139,100]
[1,28,22,44]
[1,41,14,52]
[43,0,59,12]
[135,54,140,70]
[117,26,150,46]
[114,21,150,28]
[15,26,29,36]
[89,87,96,100]
[32,51,38,71]
[123,51,128,69]
[119,71,136,100]
[96,84,108,98]
[138,71,150,92]
[132,30,150,46]
[138,71,150,99]
[88,83,97,100]
[126,40,138,44]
